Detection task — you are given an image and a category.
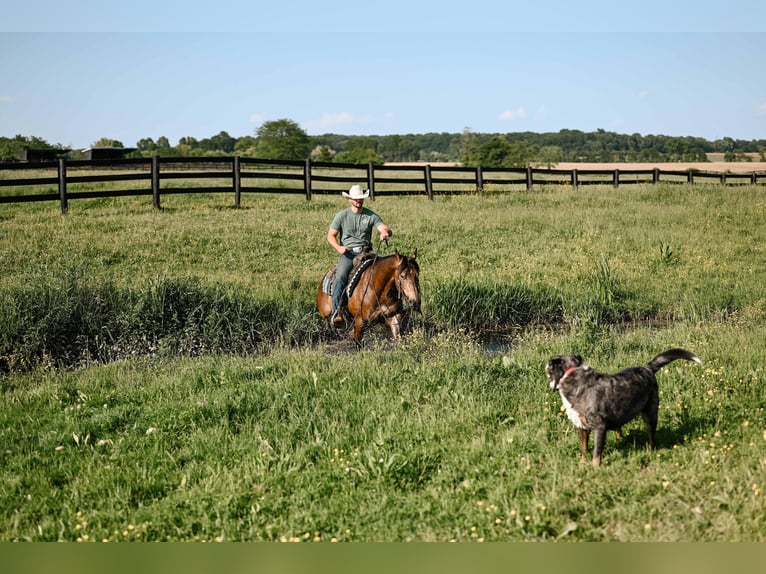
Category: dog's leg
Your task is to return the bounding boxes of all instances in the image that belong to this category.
[642,412,658,450]
[592,428,607,467]
[578,429,590,464]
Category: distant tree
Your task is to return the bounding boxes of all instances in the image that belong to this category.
[666,138,689,161]
[234,136,259,157]
[135,137,174,157]
[717,137,736,153]
[474,136,534,168]
[47,128,766,165]
[384,134,404,161]
[208,131,235,153]
[136,137,156,152]
[475,135,514,167]
[91,137,124,148]
[536,145,562,168]
[197,131,234,153]
[418,149,452,163]
[178,136,198,147]
[724,150,752,162]
[687,146,708,162]
[638,147,663,162]
[459,127,480,166]
[0,139,16,161]
[310,144,335,162]
[505,140,535,167]
[255,119,310,160]
[151,146,182,158]
[334,146,383,165]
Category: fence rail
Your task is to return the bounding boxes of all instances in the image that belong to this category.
[1,156,764,213]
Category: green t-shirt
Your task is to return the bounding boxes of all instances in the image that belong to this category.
[330,207,384,249]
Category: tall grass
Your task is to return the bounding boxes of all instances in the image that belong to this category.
[4,184,766,369]
[426,278,562,333]
[1,266,320,371]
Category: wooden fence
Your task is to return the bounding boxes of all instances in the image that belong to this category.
[1,156,764,213]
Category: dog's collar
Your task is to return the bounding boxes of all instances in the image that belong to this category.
[561,366,578,381]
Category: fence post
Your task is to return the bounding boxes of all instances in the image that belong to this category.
[687,170,694,184]
[233,156,241,207]
[476,166,483,192]
[58,157,68,214]
[572,169,578,188]
[367,164,375,200]
[151,155,161,209]
[526,166,533,190]
[653,168,659,184]
[613,169,619,188]
[753,173,757,185]
[425,164,433,200]
[304,158,312,201]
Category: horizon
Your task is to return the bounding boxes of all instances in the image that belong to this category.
[8,126,765,153]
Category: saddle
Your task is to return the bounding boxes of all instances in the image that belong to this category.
[321,252,377,299]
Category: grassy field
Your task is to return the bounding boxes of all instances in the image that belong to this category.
[1,183,765,541]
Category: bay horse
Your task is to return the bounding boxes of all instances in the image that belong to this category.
[317,250,421,342]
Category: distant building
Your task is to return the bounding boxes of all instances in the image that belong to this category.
[81,147,137,161]
[18,147,70,162]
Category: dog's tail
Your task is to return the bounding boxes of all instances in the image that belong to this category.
[646,348,702,373]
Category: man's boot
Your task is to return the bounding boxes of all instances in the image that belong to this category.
[331,307,345,327]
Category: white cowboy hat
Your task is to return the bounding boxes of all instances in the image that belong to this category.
[342,184,370,200]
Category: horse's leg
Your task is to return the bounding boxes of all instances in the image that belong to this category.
[351,315,365,342]
[386,313,402,338]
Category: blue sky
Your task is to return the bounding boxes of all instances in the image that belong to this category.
[2,1,765,149]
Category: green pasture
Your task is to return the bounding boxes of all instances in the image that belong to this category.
[1,183,765,541]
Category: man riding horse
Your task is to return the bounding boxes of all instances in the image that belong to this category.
[326,185,392,327]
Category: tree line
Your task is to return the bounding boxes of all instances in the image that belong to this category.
[3,119,765,167]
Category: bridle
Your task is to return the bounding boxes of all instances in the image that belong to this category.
[357,241,385,306]
[395,259,418,300]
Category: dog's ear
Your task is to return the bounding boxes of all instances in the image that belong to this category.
[573,354,583,366]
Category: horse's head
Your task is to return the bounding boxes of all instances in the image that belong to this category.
[395,249,421,313]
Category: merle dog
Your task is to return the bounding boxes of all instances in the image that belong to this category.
[545,348,701,467]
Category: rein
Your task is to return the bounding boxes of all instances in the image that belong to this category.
[359,243,406,320]
[358,247,382,309]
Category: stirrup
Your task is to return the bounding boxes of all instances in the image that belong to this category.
[331,309,345,327]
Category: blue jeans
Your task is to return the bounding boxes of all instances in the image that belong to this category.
[332,251,356,314]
